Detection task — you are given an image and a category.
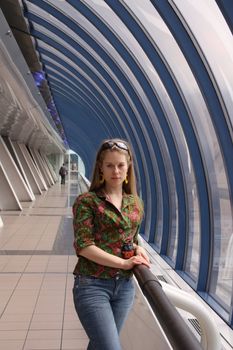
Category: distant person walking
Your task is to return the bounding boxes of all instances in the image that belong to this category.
[59,164,67,184]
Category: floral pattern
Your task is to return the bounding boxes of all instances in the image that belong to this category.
[73,190,143,279]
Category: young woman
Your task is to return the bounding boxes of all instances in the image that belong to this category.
[73,139,150,350]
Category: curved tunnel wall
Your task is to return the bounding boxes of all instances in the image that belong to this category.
[1,0,232,326]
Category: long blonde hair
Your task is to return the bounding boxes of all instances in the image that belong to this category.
[89,138,143,215]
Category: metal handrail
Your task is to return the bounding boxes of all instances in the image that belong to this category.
[160,281,221,350]
[133,264,202,350]
[78,171,90,188]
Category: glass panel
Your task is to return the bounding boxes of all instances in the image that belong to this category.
[184,149,200,279]
[172,0,233,310]
[173,0,233,129]
[131,0,233,292]
[124,0,200,276]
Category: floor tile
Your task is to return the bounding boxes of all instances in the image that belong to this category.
[61,338,88,350]
[0,330,27,340]
[23,338,61,350]
[0,339,24,350]
[26,330,62,340]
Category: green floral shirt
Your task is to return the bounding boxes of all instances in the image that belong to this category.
[73,190,142,279]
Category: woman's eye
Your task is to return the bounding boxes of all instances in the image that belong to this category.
[105,163,126,168]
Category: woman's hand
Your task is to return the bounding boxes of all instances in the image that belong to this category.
[121,254,150,270]
[78,244,150,271]
[135,246,150,263]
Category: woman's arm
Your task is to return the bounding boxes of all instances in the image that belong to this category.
[79,245,150,270]
[133,239,150,263]
[134,245,150,263]
[133,226,150,263]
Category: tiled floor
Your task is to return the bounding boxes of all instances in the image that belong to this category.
[0,182,89,350]
[0,180,167,350]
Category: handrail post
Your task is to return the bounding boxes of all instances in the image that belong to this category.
[133,265,202,350]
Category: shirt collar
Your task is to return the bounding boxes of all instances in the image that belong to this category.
[95,189,134,207]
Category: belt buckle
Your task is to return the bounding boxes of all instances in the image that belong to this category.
[115,272,120,280]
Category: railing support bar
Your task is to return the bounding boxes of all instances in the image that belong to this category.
[133,265,202,350]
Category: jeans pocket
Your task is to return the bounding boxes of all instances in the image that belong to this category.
[73,275,80,291]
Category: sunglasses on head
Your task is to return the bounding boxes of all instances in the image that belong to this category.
[101,141,129,153]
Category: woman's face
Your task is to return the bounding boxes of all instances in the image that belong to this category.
[101,150,128,188]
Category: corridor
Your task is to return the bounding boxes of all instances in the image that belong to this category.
[0,182,88,350]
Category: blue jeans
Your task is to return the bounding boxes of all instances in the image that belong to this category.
[73,275,135,350]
